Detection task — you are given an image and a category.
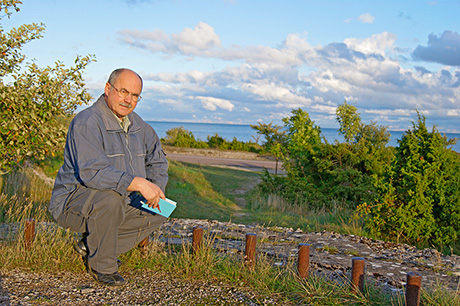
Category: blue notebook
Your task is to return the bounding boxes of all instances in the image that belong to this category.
[140,198,177,218]
[130,194,177,218]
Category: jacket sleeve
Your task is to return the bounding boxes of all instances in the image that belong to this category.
[67,117,134,195]
[144,124,169,192]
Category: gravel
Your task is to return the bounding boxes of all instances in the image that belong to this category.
[0,270,283,306]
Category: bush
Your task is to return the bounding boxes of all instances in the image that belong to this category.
[163,126,208,148]
[164,127,260,153]
[207,133,225,148]
[359,113,460,246]
[0,1,93,173]
[257,106,392,210]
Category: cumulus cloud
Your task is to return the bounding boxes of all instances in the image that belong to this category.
[129,22,460,132]
[412,30,460,66]
[119,22,221,56]
[344,32,397,56]
[197,96,234,111]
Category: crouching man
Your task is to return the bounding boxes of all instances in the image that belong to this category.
[49,68,168,286]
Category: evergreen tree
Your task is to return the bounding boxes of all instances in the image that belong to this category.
[362,112,460,246]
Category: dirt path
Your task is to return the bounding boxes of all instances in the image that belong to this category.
[167,153,282,174]
[163,146,283,174]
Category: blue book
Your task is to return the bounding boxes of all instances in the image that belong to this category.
[129,194,177,218]
[140,198,177,218]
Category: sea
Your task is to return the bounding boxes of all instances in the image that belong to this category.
[147,121,460,152]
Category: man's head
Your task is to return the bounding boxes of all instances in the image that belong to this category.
[104,68,143,118]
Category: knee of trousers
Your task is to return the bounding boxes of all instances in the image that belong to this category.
[88,190,127,221]
[57,189,126,232]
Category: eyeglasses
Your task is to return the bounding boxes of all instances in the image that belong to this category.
[109,83,142,102]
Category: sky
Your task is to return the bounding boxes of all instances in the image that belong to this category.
[3,0,460,132]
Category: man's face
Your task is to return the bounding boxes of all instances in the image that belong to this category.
[104,70,143,118]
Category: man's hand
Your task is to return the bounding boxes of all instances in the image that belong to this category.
[127,177,165,211]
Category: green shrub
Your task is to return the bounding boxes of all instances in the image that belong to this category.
[257,105,392,210]
[206,133,226,148]
[0,2,93,173]
[360,113,460,246]
[163,126,209,148]
[164,128,260,153]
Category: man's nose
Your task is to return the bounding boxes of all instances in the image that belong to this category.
[124,94,134,102]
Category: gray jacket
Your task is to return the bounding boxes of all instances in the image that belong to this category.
[49,94,168,219]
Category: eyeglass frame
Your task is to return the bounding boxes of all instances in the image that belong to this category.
[109,83,142,102]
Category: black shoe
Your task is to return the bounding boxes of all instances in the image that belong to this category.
[74,239,87,257]
[89,268,126,286]
[74,239,122,267]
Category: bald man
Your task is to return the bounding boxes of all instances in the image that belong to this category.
[50,68,168,286]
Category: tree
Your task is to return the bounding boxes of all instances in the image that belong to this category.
[0,0,94,173]
[256,104,393,209]
[336,101,361,143]
[336,100,392,176]
[360,112,460,246]
[251,121,285,174]
[281,108,322,177]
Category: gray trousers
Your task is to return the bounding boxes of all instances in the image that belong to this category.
[56,187,166,274]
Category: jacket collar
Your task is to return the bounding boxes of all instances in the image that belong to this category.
[94,94,140,133]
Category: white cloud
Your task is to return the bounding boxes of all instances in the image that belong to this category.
[125,24,460,132]
[172,22,221,52]
[197,96,234,111]
[119,22,221,56]
[364,109,413,116]
[358,13,375,24]
[344,32,397,56]
[242,80,312,108]
[412,31,460,66]
[311,104,337,114]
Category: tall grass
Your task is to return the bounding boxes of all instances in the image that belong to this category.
[243,190,367,236]
[119,230,405,305]
[0,166,82,271]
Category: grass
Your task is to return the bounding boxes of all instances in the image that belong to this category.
[167,160,360,234]
[1,156,460,305]
[166,160,253,220]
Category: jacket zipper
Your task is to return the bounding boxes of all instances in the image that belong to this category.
[125,132,135,175]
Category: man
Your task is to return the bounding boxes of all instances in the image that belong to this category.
[49,68,168,286]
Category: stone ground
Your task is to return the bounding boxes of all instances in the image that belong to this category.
[159,218,460,293]
[2,218,459,305]
[0,269,281,306]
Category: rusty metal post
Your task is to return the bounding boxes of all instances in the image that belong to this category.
[297,243,310,279]
[192,226,203,255]
[405,271,421,306]
[244,233,257,268]
[24,219,35,249]
[351,257,365,293]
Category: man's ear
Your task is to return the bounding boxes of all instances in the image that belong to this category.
[104,82,111,96]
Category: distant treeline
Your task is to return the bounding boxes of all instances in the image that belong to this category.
[161,126,262,153]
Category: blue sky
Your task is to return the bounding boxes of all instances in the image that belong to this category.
[4,0,460,132]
